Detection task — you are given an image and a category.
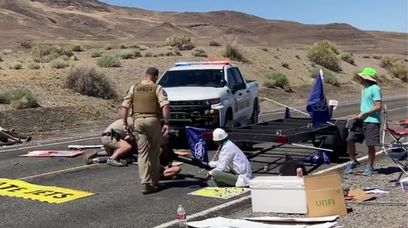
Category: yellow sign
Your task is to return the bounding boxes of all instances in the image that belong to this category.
[188,187,249,199]
[0,178,94,204]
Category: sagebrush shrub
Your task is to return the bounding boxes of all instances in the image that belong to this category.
[381,57,408,82]
[340,53,355,65]
[0,88,39,109]
[32,44,73,63]
[165,34,195,50]
[263,72,291,92]
[118,49,135,59]
[50,58,69,69]
[91,51,103,58]
[389,63,408,82]
[69,45,83,52]
[209,41,221,47]
[222,44,248,62]
[28,62,40,69]
[165,51,176,56]
[307,40,341,72]
[97,54,121,67]
[192,48,208,57]
[9,63,22,70]
[66,66,117,99]
[381,57,394,69]
[311,68,340,87]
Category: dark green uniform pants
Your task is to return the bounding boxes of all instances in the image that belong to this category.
[207,170,238,187]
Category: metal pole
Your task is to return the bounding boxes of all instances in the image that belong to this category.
[291,143,333,152]
[262,97,335,126]
[262,97,310,116]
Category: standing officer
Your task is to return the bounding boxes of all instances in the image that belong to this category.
[121,67,170,194]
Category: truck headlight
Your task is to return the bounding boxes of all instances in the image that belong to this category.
[203,98,221,106]
[204,109,216,115]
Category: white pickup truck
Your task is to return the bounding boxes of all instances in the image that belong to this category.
[157,60,259,132]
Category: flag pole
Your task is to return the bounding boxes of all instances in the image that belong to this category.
[261,97,335,126]
[261,97,310,116]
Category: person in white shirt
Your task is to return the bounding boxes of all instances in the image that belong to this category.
[207,128,253,187]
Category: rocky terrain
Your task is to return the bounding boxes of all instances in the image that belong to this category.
[0,0,406,138]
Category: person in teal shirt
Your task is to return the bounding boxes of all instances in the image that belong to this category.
[345,67,382,176]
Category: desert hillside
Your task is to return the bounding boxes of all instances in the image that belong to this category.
[0,0,406,139]
[0,0,406,54]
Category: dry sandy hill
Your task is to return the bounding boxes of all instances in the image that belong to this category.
[0,0,406,54]
[0,0,406,139]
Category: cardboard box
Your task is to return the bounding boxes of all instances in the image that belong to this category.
[304,172,347,217]
[348,189,376,202]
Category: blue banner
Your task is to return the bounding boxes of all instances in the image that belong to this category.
[185,127,209,163]
[303,150,330,165]
[306,69,330,127]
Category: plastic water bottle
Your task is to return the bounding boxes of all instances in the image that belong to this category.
[176,205,186,227]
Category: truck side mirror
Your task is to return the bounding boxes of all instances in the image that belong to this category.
[221,80,227,87]
[232,84,242,94]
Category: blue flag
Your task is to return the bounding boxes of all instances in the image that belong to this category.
[306,69,330,127]
[303,150,330,165]
[185,126,209,163]
[284,107,291,119]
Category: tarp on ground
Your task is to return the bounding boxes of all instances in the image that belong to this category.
[21,150,84,157]
[188,187,249,199]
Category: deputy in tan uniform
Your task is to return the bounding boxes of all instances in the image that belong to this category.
[121,67,170,194]
[101,117,135,167]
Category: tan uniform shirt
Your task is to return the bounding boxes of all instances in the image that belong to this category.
[103,118,134,139]
[122,80,169,110]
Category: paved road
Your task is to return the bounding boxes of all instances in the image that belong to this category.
[0,97,406,228]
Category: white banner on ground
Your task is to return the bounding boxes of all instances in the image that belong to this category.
[187,217,337,228]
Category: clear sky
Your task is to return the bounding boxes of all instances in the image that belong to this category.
[101,0,408,33]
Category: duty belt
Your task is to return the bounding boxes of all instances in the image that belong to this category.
[133,113,158,119]
[102,130,121,141]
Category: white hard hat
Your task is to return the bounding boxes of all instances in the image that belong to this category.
[212,128,228,141]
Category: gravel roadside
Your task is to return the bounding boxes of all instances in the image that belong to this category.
[221,154,407,228]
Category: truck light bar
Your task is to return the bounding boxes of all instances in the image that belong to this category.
[175,60,230,66]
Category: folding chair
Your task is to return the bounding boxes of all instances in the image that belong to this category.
[382,105,408,185]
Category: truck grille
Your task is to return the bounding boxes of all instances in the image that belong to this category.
[170,100,202,106]
[169,100,209,112]
[168,100,218,129]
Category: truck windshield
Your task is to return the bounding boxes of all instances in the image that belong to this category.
[158,70,225,88]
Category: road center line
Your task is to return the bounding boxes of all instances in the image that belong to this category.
[0,136,100,153]
[8,105,407,183]
[19,164,99,181]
